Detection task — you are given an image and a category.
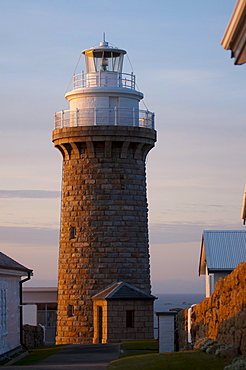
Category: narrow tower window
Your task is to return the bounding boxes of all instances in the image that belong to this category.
[126,310,134,328]
[69,226,76,240]
[67,304,74,318]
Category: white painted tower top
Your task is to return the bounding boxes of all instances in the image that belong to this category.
[54,39,155,130]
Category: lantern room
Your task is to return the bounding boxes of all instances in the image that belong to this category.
[82,41,126,73]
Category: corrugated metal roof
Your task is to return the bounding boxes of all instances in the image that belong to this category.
[203,230,246,271]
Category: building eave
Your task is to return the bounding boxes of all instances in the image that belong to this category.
[198,234,206,276]
[23,287,57,292]
[221,0,246,65]
[241,185,246,224]
[0,268,33,277]
[207,268,234,274]
[221,0,246,49]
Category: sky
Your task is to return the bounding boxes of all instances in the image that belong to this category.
[1,0,245,294]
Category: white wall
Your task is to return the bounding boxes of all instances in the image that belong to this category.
[0,275,20,356]
[23,288,57,304]
[23,305,37,326]
[158,314,175,353]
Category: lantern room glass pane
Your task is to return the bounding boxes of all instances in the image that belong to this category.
[85,50,124,73]
[85,51,96,72]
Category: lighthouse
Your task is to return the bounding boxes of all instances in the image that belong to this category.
[52,39,157,344]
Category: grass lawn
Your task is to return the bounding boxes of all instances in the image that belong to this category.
[121,340,158,351]
[108,351,227,370]
[120,340,158,358]
[108,341,227,370]
[0,345,65,367]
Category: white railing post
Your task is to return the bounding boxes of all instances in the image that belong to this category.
[94,108,97,125]
[76,108,79,127]
[114,107,117,125]
[61,111,64,128]
[54,108,154,130]
[73,71,138,90]
[131,72,134,89]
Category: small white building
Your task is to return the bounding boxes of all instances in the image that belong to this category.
[0,252,32,358]
[156,311,177,353]
[22,287,57,345]
[199,230,246,297]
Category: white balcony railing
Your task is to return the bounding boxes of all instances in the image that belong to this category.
[73,71,135,90]
[54,108,155,130]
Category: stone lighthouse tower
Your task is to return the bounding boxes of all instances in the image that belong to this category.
[52,39,157,344]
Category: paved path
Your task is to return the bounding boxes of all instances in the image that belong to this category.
[6,344,120,370]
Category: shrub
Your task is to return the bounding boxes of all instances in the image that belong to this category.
[206,343,221,355]
[215,344,239,361]
[224,356,246,370]
[200,338,216,352]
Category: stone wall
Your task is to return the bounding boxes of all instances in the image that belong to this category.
[93,299,154,343]
[53,126,156,344]
[177,307,189,350]
[178,261,246,355]
[107,299,154,342]
[22,325,43,349]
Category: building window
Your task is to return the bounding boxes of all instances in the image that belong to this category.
[126,310,134,328]
[37,303,57,327]
[67,304,74,318]
[69,226,76,240]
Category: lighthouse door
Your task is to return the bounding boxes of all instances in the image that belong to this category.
[98,306,103,343]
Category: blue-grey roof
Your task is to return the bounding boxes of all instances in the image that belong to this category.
[0,251,32,273]
[199,230,246,275]
[92,281,156,300]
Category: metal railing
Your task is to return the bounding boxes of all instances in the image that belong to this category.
[54,108,155,130]
[73,71,136,90]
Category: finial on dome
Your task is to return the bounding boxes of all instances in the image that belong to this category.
[100,32,108,47]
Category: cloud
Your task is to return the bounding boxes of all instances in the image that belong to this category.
[0,190,60,199]
[149,220,245,244]
[0,226,59,246]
